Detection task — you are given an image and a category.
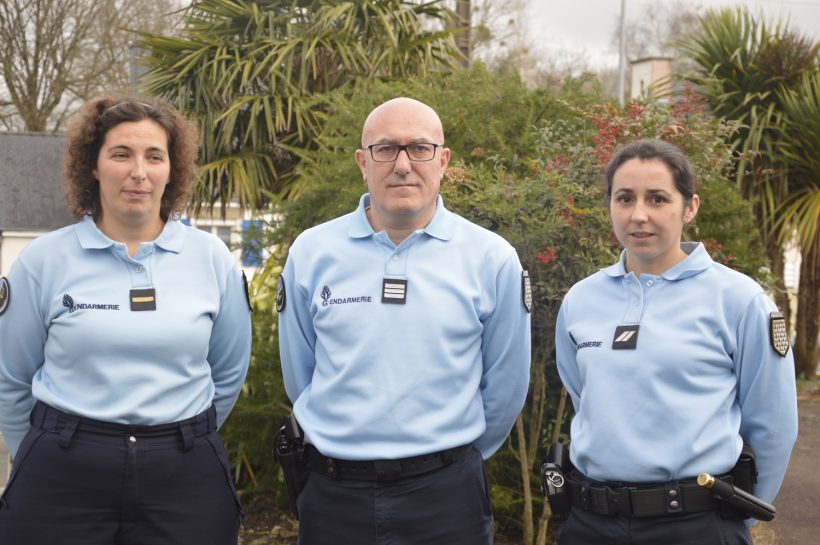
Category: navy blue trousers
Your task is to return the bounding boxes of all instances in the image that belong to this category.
[557,506,753,545]
[0,402,241,545]
[297,446,494,545]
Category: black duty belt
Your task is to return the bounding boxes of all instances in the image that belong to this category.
[566,471,734,518]
[306,444,472,482]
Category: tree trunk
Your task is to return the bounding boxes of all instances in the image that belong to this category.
[766,238,791,325]
[535,500,551,545]
[515,415,534,545]
[455,0,471,67]
[794,229,820,378]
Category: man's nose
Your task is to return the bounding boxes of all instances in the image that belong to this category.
[393,148,412,173]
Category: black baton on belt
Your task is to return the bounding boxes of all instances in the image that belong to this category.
[697,473,776,521]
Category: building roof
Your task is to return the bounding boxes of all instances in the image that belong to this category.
[0,132,75,232]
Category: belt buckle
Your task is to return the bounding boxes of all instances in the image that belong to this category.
[374,459,403,481]
[603,485,633,516]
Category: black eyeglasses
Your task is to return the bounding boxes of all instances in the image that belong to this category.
[364,143,443,162]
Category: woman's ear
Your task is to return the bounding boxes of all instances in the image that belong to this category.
[684,194,700,224]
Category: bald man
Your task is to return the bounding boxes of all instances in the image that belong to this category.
[277,97,531,544]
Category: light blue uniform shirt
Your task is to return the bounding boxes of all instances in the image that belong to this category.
[0,216,251,457]
[279,194,531,461]
[555,242,798,504]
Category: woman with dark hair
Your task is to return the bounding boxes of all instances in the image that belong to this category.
[553,139,797,544]
[0,96,251,544]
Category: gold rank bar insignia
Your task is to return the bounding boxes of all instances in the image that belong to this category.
[130,288,157,311]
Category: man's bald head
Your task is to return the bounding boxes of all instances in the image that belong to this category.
[354,96,450,242]
[361,97,444,147]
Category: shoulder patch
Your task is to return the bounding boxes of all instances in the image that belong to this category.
[241,270,252,313]
[276,274,286,312]
[770,312,789,357]
[521,270,532,313]
[0,276,9,316]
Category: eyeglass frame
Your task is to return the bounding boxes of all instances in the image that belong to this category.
[363,142,445,163]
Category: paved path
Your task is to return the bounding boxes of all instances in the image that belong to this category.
[766,399,820,545]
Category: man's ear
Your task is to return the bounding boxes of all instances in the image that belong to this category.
[439,147,451,170]
[355,149,367,181]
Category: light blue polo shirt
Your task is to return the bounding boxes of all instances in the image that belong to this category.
[279,194,531,461]
[0,216,252,457]
[555,242,798,504]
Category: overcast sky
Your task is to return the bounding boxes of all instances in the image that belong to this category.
[525,0,820,68]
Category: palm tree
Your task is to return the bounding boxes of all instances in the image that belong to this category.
[678,7,819,374]
[778,73,820,376]
[138,0,462,212]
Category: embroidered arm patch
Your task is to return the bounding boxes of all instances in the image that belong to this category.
[769,312,789,357]
[522,270,532,313]
[0,277,9,316]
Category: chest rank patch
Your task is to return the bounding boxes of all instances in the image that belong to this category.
[130,288,156,311]
[276,275,286,312]
[521,270,532,313]
[0,276,10,316]
[382,278,407,304]
[612,325,639,350]
[770,312,789,357]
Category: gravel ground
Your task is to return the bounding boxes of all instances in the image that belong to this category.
[762,397,820,545]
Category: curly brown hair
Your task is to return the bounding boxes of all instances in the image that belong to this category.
[64,95,199,221]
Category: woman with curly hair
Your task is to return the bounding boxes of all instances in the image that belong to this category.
[0,96,251,545]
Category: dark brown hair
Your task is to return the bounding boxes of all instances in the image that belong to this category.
[64,95,199,221]
[604,139,698,204]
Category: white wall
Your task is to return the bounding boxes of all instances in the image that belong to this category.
[0,231,43,276]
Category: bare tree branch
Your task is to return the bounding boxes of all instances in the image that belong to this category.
[0,0,180,132]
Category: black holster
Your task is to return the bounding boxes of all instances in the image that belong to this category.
[540,442,571,521]
[272,414,309,520]
[731,442,758,494]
